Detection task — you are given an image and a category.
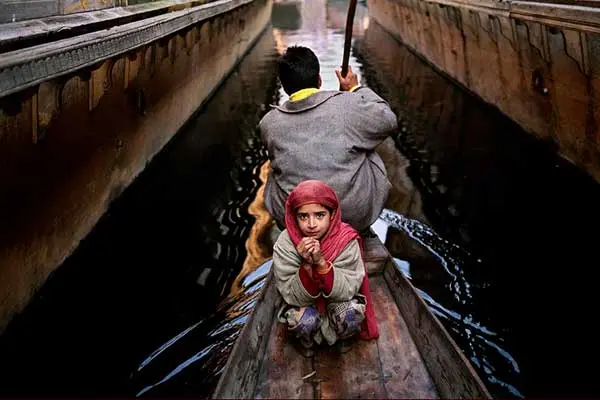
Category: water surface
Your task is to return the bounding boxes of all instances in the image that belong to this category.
[0,24,280,397]
[1,1,599,398]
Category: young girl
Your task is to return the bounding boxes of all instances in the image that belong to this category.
[272,180,379,356]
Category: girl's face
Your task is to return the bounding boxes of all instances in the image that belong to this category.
[295,203,333,240]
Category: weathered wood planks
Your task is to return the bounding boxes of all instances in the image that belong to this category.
[313,275,438,399]
[0,0,256,98]
[370,276,438,398]
[0,1,205,52]
[0,0,117,24]
[254,317,314,399]
[212,271,279,398]
[0,0,59,24]
[213,229,491,399]
[383,262,492,399]
[315,339,386,399]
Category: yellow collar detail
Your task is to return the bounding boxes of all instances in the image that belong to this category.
[289,88,320,102]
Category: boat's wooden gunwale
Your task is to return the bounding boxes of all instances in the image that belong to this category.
[213,234,492,399]
[381,258,492,399]
[212,270,279,398]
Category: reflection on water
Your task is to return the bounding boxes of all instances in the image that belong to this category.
[378,209,522,397]
[134,260,273,397]
[133,158,274,396]
[272,0,369,94]
[355,19,600,398]
[326,0,369,36]
[0,27,279,397]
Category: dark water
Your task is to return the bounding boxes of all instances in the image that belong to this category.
[0,25,280,397]
[354,19,600,398]
[1,1,599,398]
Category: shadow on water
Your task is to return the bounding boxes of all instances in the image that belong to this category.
[377,209,523,397]
[355,20,600,398]
[0,26,279,397]
[131,156,277,398]
[134,259,274,397]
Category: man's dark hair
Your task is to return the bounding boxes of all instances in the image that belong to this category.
[277,46,320,95]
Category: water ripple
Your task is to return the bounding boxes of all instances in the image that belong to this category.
[379,209,521,398]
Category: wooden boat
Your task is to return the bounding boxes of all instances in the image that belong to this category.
[213,231,492,399]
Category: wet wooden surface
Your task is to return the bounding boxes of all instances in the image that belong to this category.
[251,274,439,399]
[254,318,314,399]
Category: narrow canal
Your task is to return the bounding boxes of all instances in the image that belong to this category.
[1,1,599,398]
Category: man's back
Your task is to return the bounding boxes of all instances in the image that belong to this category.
[260,86,398,231]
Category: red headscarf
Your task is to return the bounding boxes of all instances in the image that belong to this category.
[284,180,379,341]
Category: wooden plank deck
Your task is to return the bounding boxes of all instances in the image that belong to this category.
[254,314,314,399]
[214,228,490,399]
[315,334,386,399]
[252,274,439,399]
[369,277,438,398]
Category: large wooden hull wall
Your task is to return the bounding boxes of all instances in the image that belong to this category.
[369,0,600,184]
[0,0,272,333]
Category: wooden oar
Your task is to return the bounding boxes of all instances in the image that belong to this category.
[340,0,358,79]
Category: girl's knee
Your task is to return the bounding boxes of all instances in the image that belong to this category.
[328,300,366,338]
[283,306,321,338]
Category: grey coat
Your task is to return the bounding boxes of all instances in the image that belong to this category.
[259,87,398,231]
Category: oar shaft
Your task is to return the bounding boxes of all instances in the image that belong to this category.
[341,0,358,78]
